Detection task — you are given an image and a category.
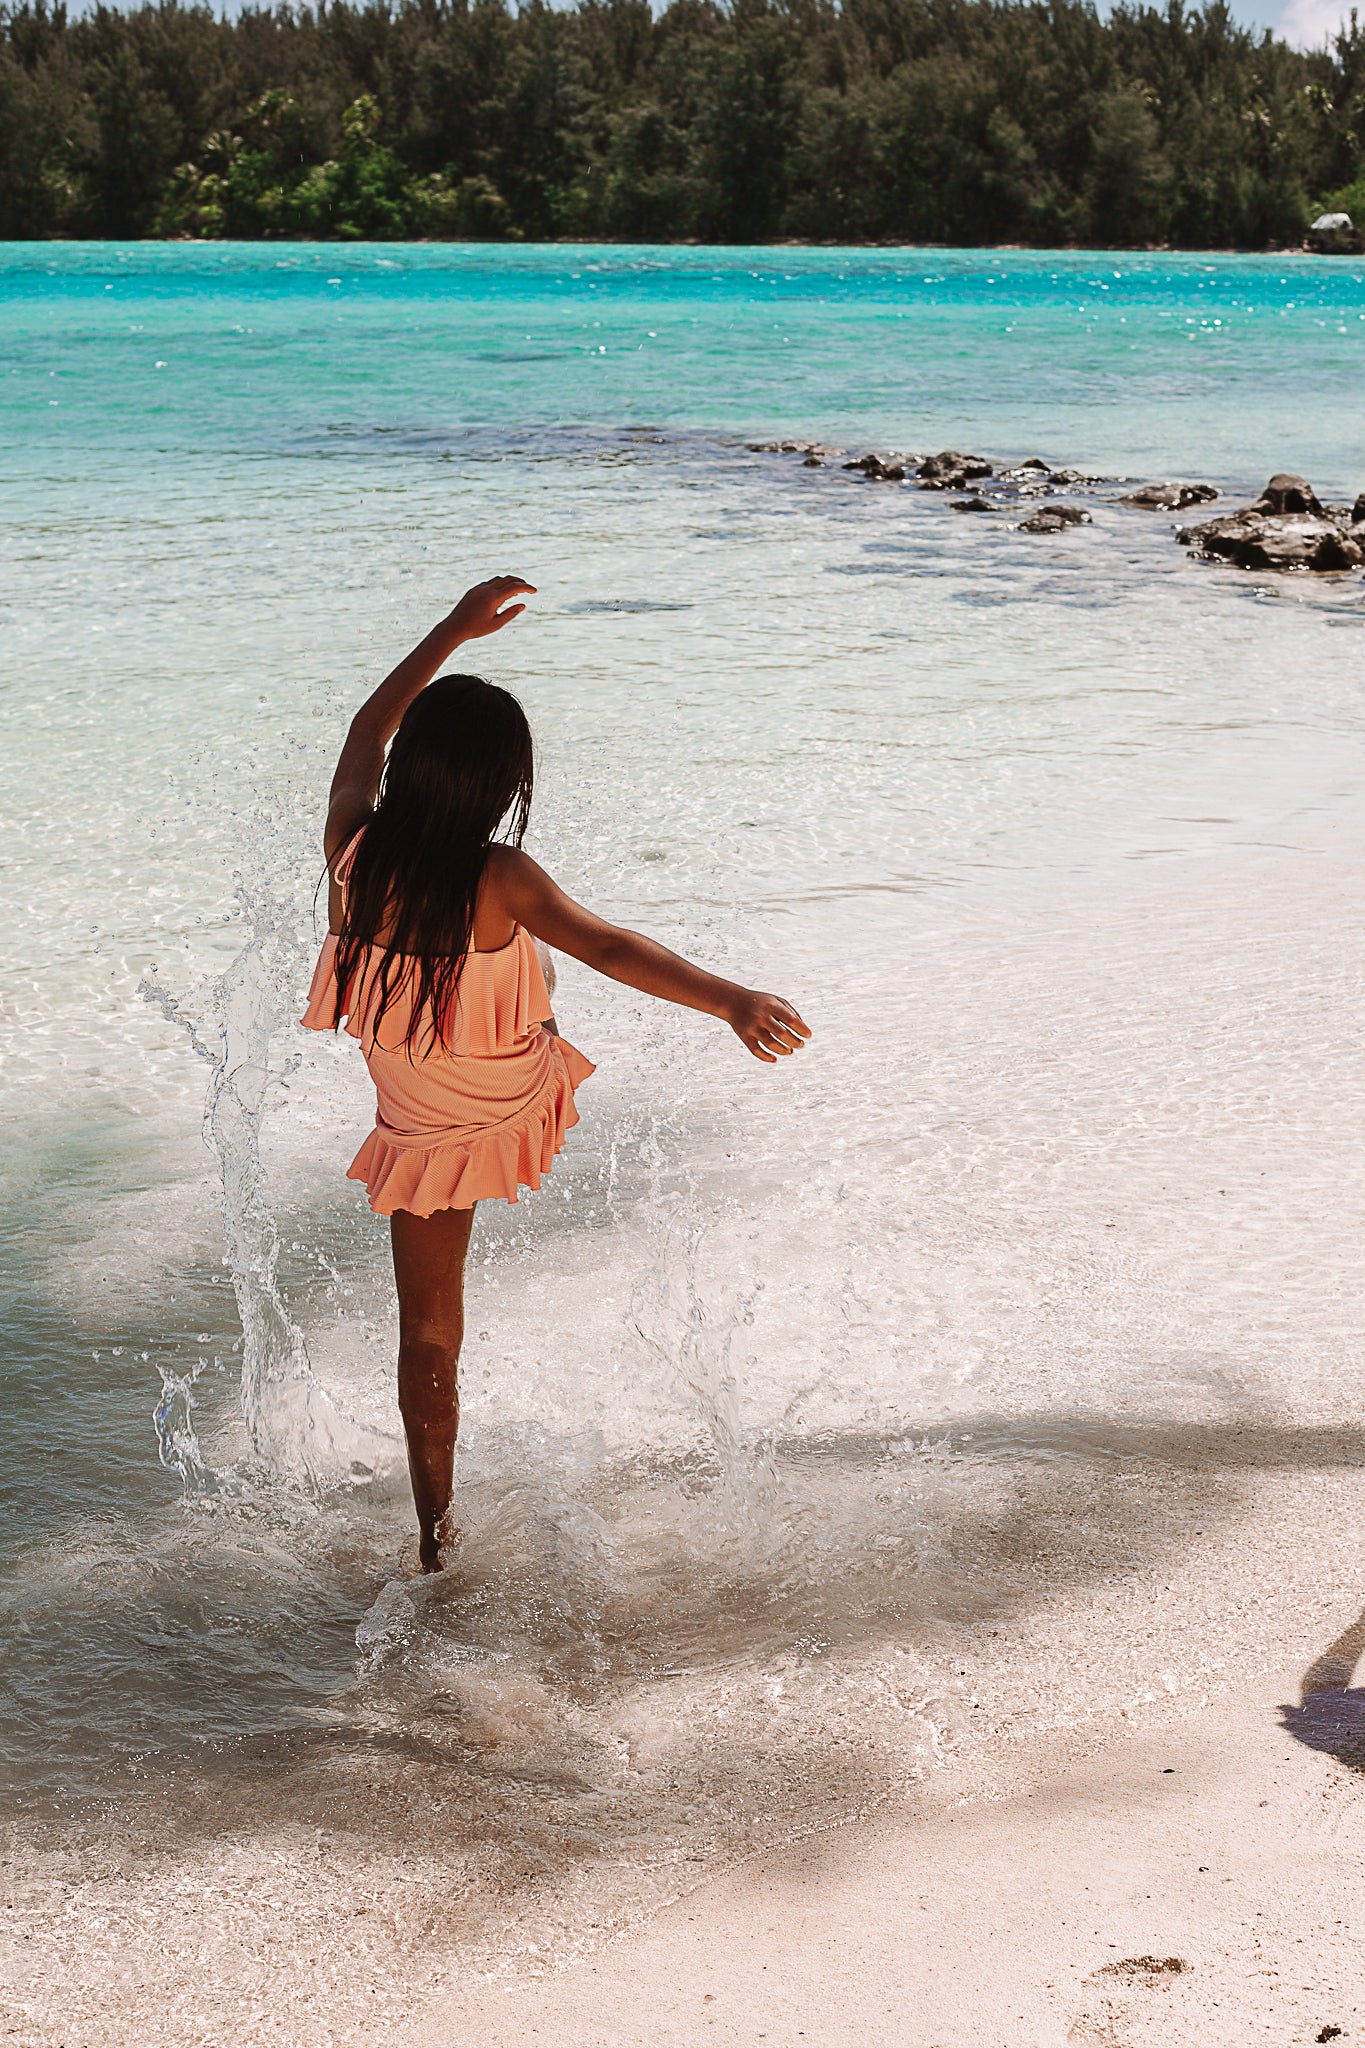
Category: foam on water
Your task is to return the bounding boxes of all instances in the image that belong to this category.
[141,875,399,1494]
[4,248,1365,2006]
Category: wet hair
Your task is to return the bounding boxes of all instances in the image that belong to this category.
[333,674,533,1055]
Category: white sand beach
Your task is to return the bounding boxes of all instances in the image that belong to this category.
[7,1453,1365,2045]
[433,1656,1365,2048]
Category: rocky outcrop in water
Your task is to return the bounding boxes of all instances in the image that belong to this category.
[1121,481,1219,511]
[995,459,1056,495]
[917,450,993,490]
[749,441,839,462]
[1177,472,1364,572]
[841,453,908,481]
[1019,505,1091,533]
[1259,472,1323,515]
[743,438,1364,579]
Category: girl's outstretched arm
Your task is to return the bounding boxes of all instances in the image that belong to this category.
[488,848,811,1064]
[324,577,536,865]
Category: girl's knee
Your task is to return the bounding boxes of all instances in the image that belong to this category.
[399,1316,463,1356]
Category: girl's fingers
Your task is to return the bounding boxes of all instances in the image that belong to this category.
[733,990,811,1061]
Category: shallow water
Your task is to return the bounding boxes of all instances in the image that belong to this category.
[3,244,1365,1992]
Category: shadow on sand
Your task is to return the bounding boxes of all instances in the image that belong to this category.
[1282,1605,1365,1768]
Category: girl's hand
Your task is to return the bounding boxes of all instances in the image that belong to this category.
[448,576,537,641]
[726,989,812,1063]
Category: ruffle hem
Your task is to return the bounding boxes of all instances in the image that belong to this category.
[347,1033,594,1217]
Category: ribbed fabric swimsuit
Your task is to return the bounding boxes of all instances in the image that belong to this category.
[300,832,594,1217]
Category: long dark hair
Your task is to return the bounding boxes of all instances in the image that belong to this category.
[333,674,534,1054]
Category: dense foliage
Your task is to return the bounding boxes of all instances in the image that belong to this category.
[2,0,1364,245]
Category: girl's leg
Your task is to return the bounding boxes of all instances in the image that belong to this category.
[389,1204,476,1571]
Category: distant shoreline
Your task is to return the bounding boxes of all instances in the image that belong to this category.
[4,237,1351,256]
[7,0,1356,250]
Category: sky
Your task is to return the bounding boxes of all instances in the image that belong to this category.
[64,0,1360,53]
[1272,0,1360,45]
[1148,0,1351,36]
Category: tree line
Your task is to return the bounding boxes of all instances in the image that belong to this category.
[2,0,1364,246]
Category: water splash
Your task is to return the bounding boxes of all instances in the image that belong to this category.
[152,1358,210,1496]
[142,876,397,1494]
[355,1577,419,1667]
[632,1191,779,1540]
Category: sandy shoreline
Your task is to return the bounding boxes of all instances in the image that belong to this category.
[429,1661,1365,2048]
[7,1453,1365,2046]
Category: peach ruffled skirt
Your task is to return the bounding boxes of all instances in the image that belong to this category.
[347,1032,593,1216]
[301,928,594,1217]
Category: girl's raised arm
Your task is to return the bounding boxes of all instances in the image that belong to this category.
[488,848,811,1064]
[324,577,536,866]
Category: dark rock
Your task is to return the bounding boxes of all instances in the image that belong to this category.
[997,461,1052,486]
[1045,467,1105,487]
[918,449,993,489]
[1018,505,1091,533]
[747,441,804,454]
[1121,481,1219,511]
[1176,469,1365,572]
[1178,507,1363,572]
[994,471,1052,499]
[1354,493,1365,524]
[802,454,823,468]
[841,453,907,481]
[1258,471,1322,516]
[950,495,994,512]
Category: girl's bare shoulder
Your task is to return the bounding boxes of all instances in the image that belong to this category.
[484,843,535,877]
[483,844,548,903]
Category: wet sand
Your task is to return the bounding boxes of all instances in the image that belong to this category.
[7,1457,1365,2046]
[432,1658,1365,2048]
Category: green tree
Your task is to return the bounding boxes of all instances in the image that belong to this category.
[1085,88,1169,243]
[1,0,1361,246]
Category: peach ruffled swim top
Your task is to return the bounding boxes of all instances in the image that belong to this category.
[300,833,594,1217]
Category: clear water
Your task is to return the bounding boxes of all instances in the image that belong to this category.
[8,242,1365,478]
[4,243,1365,2016]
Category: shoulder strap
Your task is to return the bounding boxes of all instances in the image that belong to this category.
[332,824,367,893]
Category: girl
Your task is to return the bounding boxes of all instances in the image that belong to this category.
[303,577,811,1571]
